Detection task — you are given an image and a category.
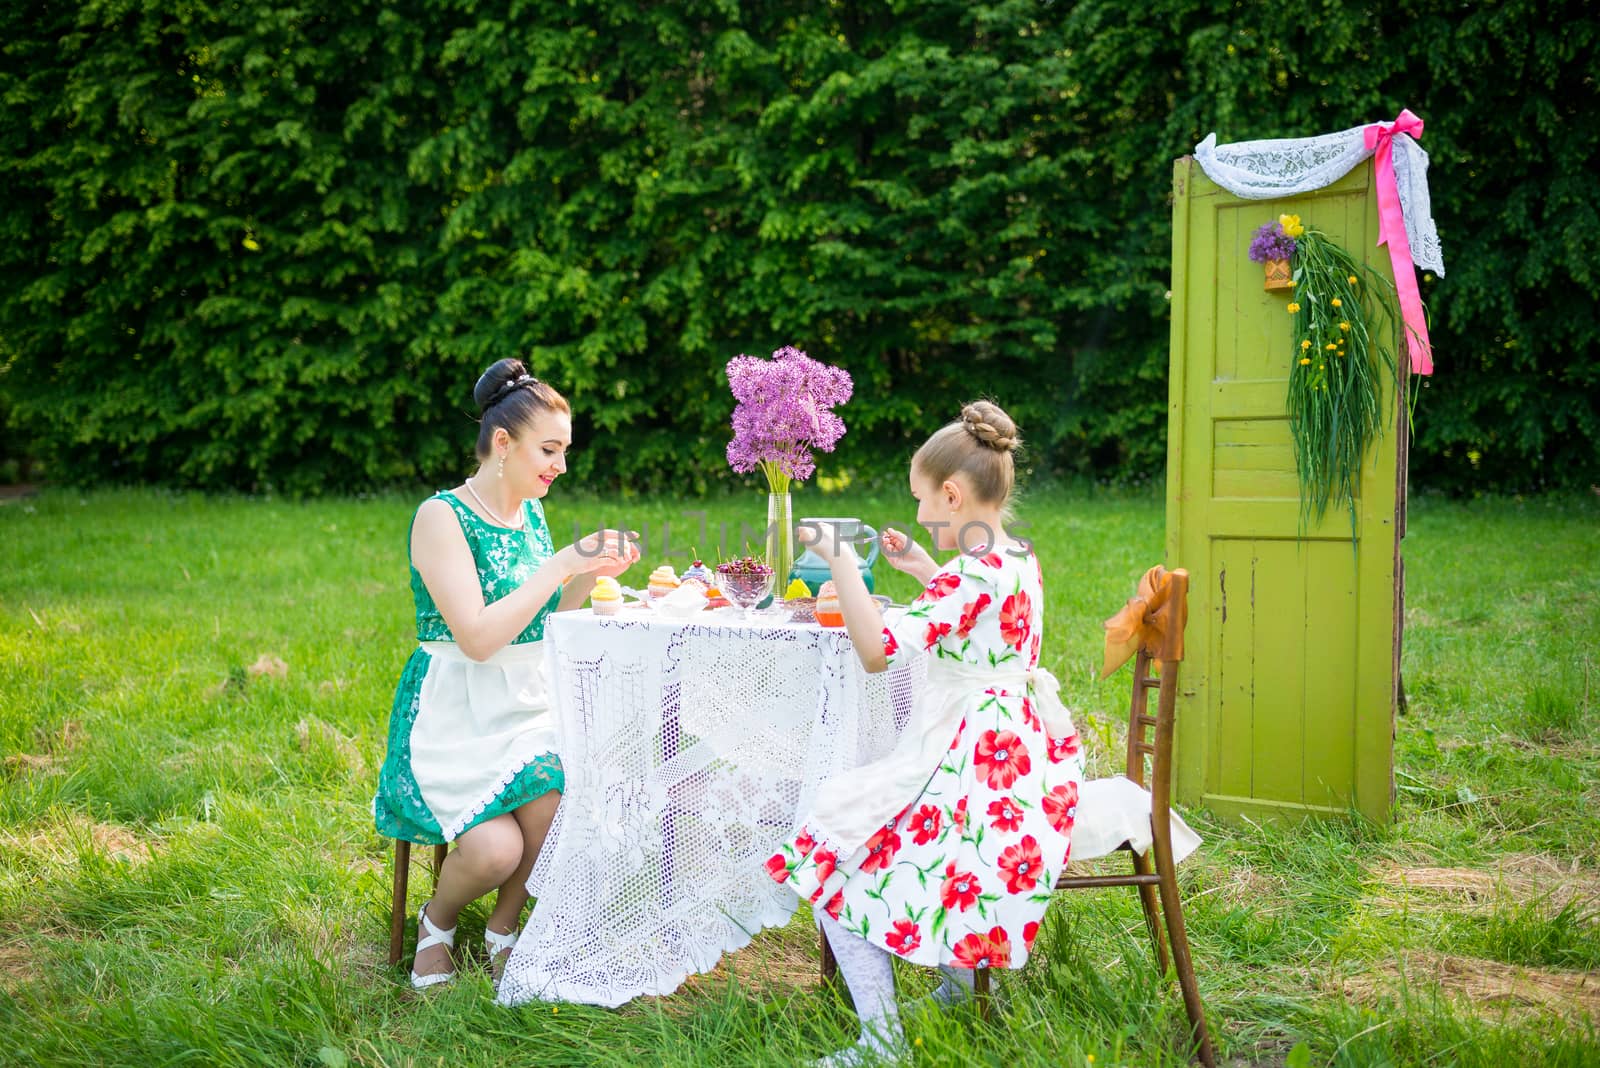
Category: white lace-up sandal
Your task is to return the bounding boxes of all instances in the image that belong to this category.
[484,926,518,981]
[410,902,457,989]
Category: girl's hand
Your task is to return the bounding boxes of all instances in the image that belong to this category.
[555,529,637,579]
[796,520,856,565]
[880,527,934,575]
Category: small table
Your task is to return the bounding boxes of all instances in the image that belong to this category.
[495,604,921,1008]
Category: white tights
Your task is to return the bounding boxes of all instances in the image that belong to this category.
[817,913,904,1061]
[815,915,983,1064]
[930,963,975,1004]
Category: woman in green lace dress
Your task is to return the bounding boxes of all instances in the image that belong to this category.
[374,357,637,988]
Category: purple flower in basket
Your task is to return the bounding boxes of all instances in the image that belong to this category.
[1248,220,1298,263]
[725,345,853,487]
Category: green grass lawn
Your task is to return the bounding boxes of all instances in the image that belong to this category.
[2,486,1597,1067]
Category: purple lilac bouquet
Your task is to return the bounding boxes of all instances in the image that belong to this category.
[725,345,853,492]
[1248,220,1298,263]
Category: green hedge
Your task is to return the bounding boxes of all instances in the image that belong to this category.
[1,0,1595,494]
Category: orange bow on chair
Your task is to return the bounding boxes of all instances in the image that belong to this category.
[1100,566,1189,678]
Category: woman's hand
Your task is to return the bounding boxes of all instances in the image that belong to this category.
[555,529,638,580]
[554,530,638,611]
[880,527,937,584]
[589,548,639,580]
[588,528,640,579]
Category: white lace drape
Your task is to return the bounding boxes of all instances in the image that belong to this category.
[1195,126,1445,276]
[494,606,1195,1008]
[495,609,924,1009]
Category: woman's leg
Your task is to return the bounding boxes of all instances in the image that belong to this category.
[414,814,525,978]
[484,789,562,976]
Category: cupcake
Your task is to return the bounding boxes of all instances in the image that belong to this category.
[647,565,679,600]
[682,559,714,585]
[814,580,844,628]
[590,576,623,616]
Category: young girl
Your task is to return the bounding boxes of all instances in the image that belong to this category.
[373,357,636,989]
[768,401,1083,1064]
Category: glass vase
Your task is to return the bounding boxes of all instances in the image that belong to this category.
[766,491,793,601]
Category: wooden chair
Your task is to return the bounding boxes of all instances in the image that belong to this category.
[388,840,449,965]
[975,565,1215,1067]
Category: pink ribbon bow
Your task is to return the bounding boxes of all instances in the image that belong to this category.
[1364,108,1433,375]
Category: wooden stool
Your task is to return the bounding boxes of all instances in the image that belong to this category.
[388,840,449,966]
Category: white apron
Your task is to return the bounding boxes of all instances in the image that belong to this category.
[804,659,1200,863]
[805,660,1077,853]
[409,640,560,842]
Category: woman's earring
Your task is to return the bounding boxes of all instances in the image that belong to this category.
[497,454,506,478]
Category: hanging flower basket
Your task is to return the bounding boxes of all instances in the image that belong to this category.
[1250,214,1302,292]
[1262,258,1292,290]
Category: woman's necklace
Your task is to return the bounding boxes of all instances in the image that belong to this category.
[462,475,526,530]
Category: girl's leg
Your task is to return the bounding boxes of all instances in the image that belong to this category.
[927,964,975,1005]
[484,789,562,976]
[817,912,906,1065]
[414,814,525,978]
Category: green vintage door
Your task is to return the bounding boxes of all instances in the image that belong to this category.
[1166,157,1403,825]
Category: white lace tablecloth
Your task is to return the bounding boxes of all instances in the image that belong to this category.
[495,605,924,1008]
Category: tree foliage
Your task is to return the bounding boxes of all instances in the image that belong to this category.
[1,0,1594,493]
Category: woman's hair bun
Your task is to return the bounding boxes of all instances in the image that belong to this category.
[960,400,1020,453]
[473,358,533,414]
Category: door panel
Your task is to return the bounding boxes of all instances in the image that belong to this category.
[1166,157,1399,824]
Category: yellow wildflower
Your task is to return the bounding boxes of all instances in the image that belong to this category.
[1301,339,1312,350]
[1278,213,1304,239]
[1286,278,1296,287]
[1340,321,1351,332]
[1331,297,1342,308]
[1326,343,1337,350]
[1347,274,1358,284]
[1299,357,1311,366]
[1286,302,1301,314]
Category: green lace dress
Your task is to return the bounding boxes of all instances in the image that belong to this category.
[373,492,566,845]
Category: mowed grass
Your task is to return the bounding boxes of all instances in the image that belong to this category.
[1,485,1597,1067]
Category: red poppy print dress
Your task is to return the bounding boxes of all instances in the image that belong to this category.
[766,547,1084,971]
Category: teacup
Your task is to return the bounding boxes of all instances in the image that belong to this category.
[793,516,879,593]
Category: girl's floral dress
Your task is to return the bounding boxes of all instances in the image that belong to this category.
[766,547,1084,970]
